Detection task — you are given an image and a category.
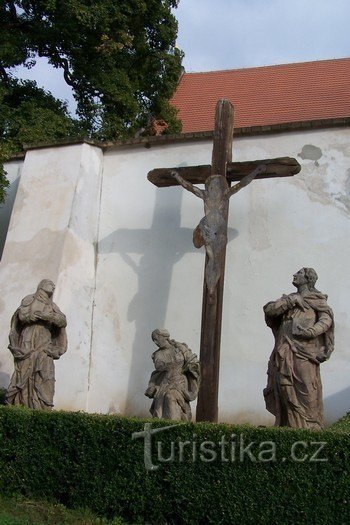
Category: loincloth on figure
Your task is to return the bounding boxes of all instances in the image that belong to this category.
[193,213,227,252]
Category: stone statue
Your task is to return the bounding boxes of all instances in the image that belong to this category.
[172,165,266,298]
[263,268,334,429]
[145,329,200,421]
[6,279,67,410]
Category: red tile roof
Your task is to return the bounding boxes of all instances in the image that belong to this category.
[171,58,350,133]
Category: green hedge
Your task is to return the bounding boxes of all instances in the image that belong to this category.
[0,406,349,524]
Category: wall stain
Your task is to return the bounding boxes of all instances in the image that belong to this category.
[298,164,350,217]
[335,168,350,213]
[298,144,323,164]
[1,229,66,275]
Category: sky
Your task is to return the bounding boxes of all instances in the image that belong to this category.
[12,0,350,114]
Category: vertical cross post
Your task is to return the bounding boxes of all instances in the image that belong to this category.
[196,100,234,422]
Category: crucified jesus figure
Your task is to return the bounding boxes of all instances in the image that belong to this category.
[171,164,266,298]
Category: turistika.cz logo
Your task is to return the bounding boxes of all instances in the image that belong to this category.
[132,423,328,471]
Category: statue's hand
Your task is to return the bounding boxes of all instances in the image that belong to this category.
[282,294,305,311]
[295,325,314,339]
[256,164,267,175]
[171,170,180,181]
[293,295,305,312]
[145,386,158,398]
[33,311,51,322]
[30,311,44,322]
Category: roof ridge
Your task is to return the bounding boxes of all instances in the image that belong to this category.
[183,56,350,76]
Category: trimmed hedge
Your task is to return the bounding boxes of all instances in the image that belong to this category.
[0,406,349,524]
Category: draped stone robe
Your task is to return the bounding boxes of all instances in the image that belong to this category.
[145,342,200,421]
[263,291,334,429]
[6,289,67,409]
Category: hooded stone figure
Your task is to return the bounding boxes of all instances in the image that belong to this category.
[263,268,334,429]
[145,329,200,421]
[6,279,67,410]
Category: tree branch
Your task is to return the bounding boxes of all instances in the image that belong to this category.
[6,0,18,22]
[0,64,10,83]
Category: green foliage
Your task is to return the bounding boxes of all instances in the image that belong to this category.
[0,1,183,202]
[0,79,83,152]
[0,162,9,204]
[0,1,183,137]
[0,78,82,202]
[0,407,349,524]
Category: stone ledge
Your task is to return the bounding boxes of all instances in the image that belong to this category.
[6,116,350,161]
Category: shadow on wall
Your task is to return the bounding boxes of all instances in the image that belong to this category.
[99,187,193,416]
[324,386,350,425]
[0,370,10,390]
[98,186,238,417]
[0,175,21,259]
[99,184,238,416]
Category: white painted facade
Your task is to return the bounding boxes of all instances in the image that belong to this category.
[0,127,349,425]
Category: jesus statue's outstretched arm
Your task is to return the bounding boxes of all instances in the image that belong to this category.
[226,164,266,198]
[171,171,204,199]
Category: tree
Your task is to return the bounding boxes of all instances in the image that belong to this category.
[0,0,183,201]
[0,78,83,202]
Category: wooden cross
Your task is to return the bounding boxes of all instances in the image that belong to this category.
[148,99,300,422]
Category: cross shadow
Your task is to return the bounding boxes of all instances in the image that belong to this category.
[0,176,20,259]
[98,187,238,417]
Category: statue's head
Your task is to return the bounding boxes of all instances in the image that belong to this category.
[37,279,55,297]
[293,268,318,291]
[151,328,170,347]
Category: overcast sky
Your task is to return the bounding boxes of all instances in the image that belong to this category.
[12,0,350,114]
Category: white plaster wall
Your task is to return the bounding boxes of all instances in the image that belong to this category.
[91,128,350,425]
[88,141,209,414]
[0,128,349,426]
[0,144,103,411]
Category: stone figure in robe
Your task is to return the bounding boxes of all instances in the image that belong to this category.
[172,165,266,298]
[6,279,67,410]
[145,329,200,421]
[263,268,334,429]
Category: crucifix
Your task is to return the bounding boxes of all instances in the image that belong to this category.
[148,99,300,422]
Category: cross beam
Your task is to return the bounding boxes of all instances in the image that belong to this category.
[148,157,301,187]
[147,99,300,422]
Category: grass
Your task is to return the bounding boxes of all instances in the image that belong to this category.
[0,495,126,525]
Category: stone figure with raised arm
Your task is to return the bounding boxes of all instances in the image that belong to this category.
[172,165,266,297]
[263,268,334,429]
[6,279,67,410]
[145,329,200,421]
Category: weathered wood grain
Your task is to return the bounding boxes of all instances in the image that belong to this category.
[147,157,301,187]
